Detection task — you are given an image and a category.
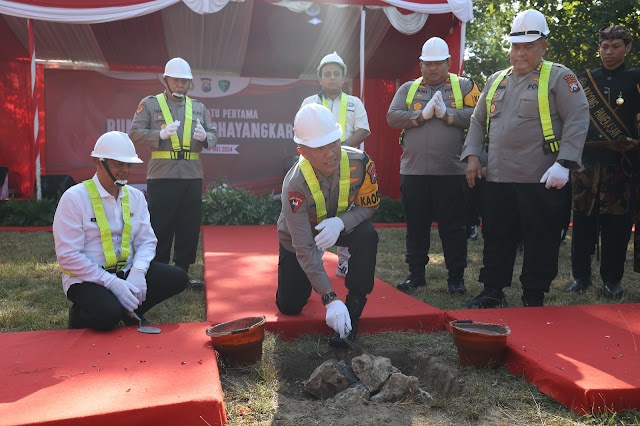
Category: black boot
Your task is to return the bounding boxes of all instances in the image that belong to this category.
[564,278,591,293]
[176,263,204,290]
[329,295,367,348]
[397,264,426,293]
[463,288,507,309]
[602,281,623,298]
[447,272,467,295]
[521,289,544,307]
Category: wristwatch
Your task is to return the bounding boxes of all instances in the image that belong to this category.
[556,159,572,168]
[321,291,339,306]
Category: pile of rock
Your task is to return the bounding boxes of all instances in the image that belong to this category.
[303,353,432,404]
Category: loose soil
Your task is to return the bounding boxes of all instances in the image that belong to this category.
[267,342,511,426]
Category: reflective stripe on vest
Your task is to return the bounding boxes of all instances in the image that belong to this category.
[83,179,131,272]
[155,93,193,152]
[405,74,463,110]
[299,149,350,223]
[322,93,348,143]
[150,151,200,160]
[485,62,558,152]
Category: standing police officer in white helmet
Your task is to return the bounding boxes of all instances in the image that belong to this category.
[461,10,589,308]
[387,37,481,295]
[53,131,188,331]
[277,104,379,347]
[129,58,217,289]
[301,52,372,279]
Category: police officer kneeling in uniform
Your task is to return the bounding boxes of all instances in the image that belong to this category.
[53,132,188,331]
[276,104,380,347]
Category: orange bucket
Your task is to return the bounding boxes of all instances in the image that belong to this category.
[206,316,266,366]
[450,320,511,368]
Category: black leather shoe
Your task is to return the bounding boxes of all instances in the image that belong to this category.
[187,277,204,290]
[602,282,624,298]
[521,290,544,307]
[564,278,591,293]
[448,279,467,295]
[464,288,507,309]
[397,273,426,293]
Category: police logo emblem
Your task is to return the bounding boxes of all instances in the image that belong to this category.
[136,104,144,115]
[288,191,305,213]
[218,80,230,93]
[564,74,581,92]
[412,102,422,111]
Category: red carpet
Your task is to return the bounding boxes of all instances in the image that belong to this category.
[447,304,640,414]
[0,323,226,426]
[202,225,444,339]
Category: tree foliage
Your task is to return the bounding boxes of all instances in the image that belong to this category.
[464,1,640,86]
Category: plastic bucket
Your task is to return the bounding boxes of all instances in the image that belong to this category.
[206,316,266,366]
[450,320,511,368]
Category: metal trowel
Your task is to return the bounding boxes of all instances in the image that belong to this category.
[130,312,161,334]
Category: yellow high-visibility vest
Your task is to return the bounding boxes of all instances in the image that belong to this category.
[322,93,348,143]
[62,180,131,276]
[152,93,198,160]
[485,61,558,152]
[299,150,350,223]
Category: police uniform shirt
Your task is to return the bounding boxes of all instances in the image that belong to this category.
[277,147,379,294]
[461,62,589,183]
[129,94,217,180]
[387,76,479,175]
[53,175,157,295]
[301,93,370,140]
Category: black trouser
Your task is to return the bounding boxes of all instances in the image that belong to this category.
[400,174,467,280]
[479,182,568,292]
[147,178,202,268]
[66,262,188,331]
[276,221,378,315]
[465,180,482,229]
[571,211,628,283]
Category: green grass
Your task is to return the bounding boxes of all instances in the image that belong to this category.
[1,229,639,425]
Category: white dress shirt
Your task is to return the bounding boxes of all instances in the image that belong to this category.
[53,174,157,295]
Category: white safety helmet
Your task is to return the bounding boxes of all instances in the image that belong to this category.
[164,57,193,79]
[508,9,550,43]
[90,131,143,163]
[419,37,451,61]
[293,104,343,148]
[317,51,347,76]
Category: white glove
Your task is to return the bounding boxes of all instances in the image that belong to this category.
[159,120,180,140]
[433,91,447,118]
[540,162,570,189]
[421,97,435,120]
[105,277,140,313]
[314,217,344,251]
[126,268,147,304]
[325,300,352,338]
[193,119,207,142]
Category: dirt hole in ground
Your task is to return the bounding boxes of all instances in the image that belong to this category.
[275,345,465,400]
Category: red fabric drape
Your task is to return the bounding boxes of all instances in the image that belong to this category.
[0,60,45,198]
[355,78,402,199]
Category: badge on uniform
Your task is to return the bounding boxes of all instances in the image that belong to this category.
[367,162,378,184]
[564,74,581,92]
[412,102,422,111]
[288,191,305,213]
[136,104,144,115]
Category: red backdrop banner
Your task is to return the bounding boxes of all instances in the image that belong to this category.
[44,70,322,193]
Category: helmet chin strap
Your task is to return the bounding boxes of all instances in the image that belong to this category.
[164,77,188,100]
[101,159,127,187]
